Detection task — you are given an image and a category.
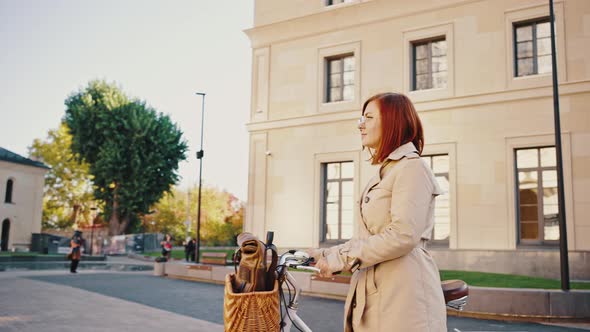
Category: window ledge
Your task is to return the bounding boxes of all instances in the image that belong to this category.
[513,73,552,81]
[516,244,560,250]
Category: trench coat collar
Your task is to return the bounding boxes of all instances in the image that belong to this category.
[386,142,419,161]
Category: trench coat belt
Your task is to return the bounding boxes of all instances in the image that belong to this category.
[352,268,367,327]
[351,239,428,327]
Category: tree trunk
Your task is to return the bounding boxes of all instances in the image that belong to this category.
[108,199,120,236]
[108,188,121,235]
[70,203,81,226]
[118,214,130,235]
[108,193,131,236]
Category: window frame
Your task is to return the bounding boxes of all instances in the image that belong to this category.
[402,22,454,102]
[325,54,355,103]
[504,2,566,90]
[513,17,551,78]
[514,146,559,246]
[422,154,450,247]
[320,161,355,244]
[317,41,361,114]
[411,37,447,91]
[325,0,355,6]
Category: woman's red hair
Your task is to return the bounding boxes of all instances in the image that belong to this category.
[362,93,424,165]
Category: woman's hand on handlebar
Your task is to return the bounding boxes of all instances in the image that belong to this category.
[305,248,325,262]
[315,257,334,278]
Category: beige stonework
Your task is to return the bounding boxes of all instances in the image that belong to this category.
[244,0,590,276]
[0,160,47,251]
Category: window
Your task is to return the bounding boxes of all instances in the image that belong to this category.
[514,18,552,77]
[423,155,450,245]
[515,147,559,245]
[325,54,355,103]
[321,161,354,243]
[326,0,355,6]
[318,41,360,112]
[412,38,447,91]
[4,179,13,203]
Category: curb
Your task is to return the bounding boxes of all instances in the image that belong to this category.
[158,261,590,321]
[447,310,590,324]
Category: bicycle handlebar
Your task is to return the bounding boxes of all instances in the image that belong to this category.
[294,265,320,272]
[277,250,321,275]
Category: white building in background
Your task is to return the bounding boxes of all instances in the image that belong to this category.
[244,0,590,279]
[0,147,48,251]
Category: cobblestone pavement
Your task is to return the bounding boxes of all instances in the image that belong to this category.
[0,270,587,332]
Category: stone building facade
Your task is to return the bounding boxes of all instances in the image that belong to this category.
[244,0,590,278]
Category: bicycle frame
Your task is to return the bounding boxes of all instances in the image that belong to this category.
[277,250,319,332]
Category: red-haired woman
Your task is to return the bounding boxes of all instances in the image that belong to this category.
[310,93,447,331]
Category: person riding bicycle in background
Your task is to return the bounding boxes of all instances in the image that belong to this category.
[309,93,447,332]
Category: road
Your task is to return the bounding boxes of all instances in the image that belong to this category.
[0,270,587,332]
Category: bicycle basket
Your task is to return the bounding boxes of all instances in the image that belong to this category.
[223,273,280,332]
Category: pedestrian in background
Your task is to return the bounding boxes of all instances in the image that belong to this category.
[185,237,195,262]
[69,230,84,273]
[309,93,447,331]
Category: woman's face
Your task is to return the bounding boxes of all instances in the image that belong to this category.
[359,101,382,149]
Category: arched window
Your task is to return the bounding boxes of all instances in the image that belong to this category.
[5,179,13,203]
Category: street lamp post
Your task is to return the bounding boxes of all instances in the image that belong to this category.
[549,0,569,291]
[195,92,206,264]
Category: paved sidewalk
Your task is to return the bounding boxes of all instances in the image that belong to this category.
[106,255,154,265]
[2,256,587,332]
[0,271,222,332]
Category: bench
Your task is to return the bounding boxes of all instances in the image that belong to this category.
[201,252,228,265]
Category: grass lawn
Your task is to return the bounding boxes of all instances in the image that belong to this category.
[0,252,38,256]
[292,268,590,290]
[0,252,63,258]
[440,270,590,290]
[141,250,589,290]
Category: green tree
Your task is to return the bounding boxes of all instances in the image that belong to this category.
[64,80,188,235]
[29,123,98,229]
[146,187,187,242]
[198,188,244,246]
[148,185,244,246]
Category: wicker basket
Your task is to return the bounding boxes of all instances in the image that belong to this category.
[223,273,280,332]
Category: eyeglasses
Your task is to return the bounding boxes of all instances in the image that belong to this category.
[358,115,366,125]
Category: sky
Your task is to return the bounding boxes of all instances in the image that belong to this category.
[0,0,254,200]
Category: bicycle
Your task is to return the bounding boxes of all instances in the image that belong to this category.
[265,233,469,332]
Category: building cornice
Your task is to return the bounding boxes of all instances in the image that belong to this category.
[245,80,590,133]
[244,0,486,48]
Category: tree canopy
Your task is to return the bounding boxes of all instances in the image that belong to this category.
[64,80,188,235]
[146,185,244,246]
[29,123,98,230]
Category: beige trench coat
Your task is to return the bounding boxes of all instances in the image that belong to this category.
[323,142,447,332]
